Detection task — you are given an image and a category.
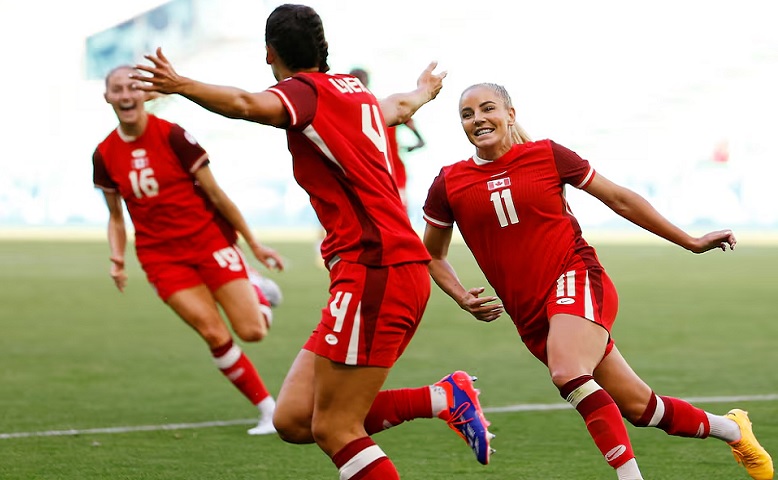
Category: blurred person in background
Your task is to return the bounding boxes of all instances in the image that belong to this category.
[93,65,284,435]
[422,82,773,480]
[349,67,426,211]
[132,4,493,478]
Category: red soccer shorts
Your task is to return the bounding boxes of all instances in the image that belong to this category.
[139,235,250,302]
[518,261,619,365]
[303,260,430,367]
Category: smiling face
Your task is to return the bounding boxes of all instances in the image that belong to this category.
[104,66,147,133]
[459,84,516,160]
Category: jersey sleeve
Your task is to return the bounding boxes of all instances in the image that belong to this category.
[422,169,455,228]
[266,76,317,129]
[92,148,117,191]
[168,124,210,174]
[551,140,596,189]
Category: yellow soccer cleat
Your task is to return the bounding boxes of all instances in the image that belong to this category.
[726,409,774,480]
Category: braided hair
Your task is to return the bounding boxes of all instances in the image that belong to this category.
[265,4,330,73]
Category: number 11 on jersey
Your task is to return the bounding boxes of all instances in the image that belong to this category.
[490,189,519,227]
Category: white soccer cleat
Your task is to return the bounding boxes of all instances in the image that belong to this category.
[247,417,277,436]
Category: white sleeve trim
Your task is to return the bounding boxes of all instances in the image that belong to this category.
[423,213,453,228]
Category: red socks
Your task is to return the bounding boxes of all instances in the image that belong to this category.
[363,387,433,435]
[634,393,710,438]
[560,375,635,469]
[211,339,270,405]
[332,437,399,479]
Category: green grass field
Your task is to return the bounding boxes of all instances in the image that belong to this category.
[1,239,776,479]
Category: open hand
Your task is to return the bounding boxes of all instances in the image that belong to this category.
[131,47,185,95]
[459,286,503,322]
[416,61,447,102]
[250,243,285,272]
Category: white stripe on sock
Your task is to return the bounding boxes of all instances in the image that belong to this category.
[647,395,665,427]
[339,445,385,480]
[213,344,242,369]
[565,379,601,408]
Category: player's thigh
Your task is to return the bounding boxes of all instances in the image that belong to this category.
[594,346,652,419]
[212,278,262,331]
[167,284,231,345]
[311,356,389,455]
[547,313,610,385]
[274,349,316,439]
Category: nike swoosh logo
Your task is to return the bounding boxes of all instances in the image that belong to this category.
[490,171,508,178]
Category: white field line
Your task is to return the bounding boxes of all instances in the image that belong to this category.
[2,393,777,440]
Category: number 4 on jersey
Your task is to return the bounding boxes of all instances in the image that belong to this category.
[490,189,519,227]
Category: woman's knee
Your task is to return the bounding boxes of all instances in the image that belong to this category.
[273,409,314,444]
[232,321,263,342]
[549,366,590,389]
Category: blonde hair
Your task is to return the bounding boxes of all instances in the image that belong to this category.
[462,83,532,144]
[104,64,137,88]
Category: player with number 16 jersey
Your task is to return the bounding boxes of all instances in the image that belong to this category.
[93,113,236,266]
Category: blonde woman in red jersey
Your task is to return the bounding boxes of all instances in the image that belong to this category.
[94,65,285,435]
[422,82,773,480]
[132,4,493,479]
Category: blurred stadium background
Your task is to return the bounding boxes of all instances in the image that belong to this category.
[1,0,777,237]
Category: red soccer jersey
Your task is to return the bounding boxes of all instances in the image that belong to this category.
[423,140,602,324]
[268,73,429,267]
[92,114,236,257]
[386,126,407,190]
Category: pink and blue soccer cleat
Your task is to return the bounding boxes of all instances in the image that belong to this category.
[435,371,495,465]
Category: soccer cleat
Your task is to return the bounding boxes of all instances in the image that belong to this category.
[247,416,277,436]
[248,267,283,308]
[726,409,774,480]
[435,371,492,465]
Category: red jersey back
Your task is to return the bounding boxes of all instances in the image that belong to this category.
[268,73,429,267]
[423,140,600,322]
[93,114,236,253]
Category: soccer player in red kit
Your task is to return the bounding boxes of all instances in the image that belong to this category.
[93,65,285,435]
[422,82,774,480]
[132,4,492,478]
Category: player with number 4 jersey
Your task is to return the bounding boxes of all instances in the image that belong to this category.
[93,65,285,436]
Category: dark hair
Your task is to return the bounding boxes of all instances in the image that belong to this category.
[265,4,330,73]
[349,67,369,86]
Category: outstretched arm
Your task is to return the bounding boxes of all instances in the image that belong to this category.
[103,191,128,292]
[584,173,736,253]
[423,224,503,322]
[194,166,284,272]
[132,47,289,127]
[380,62,446,127]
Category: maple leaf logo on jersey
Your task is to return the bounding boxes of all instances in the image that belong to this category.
[487,177,511,191]
[131,149,149,169]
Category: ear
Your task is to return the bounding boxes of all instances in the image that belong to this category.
[266,45,276,65]
[508,107,516,126]
[104,92,110,104]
